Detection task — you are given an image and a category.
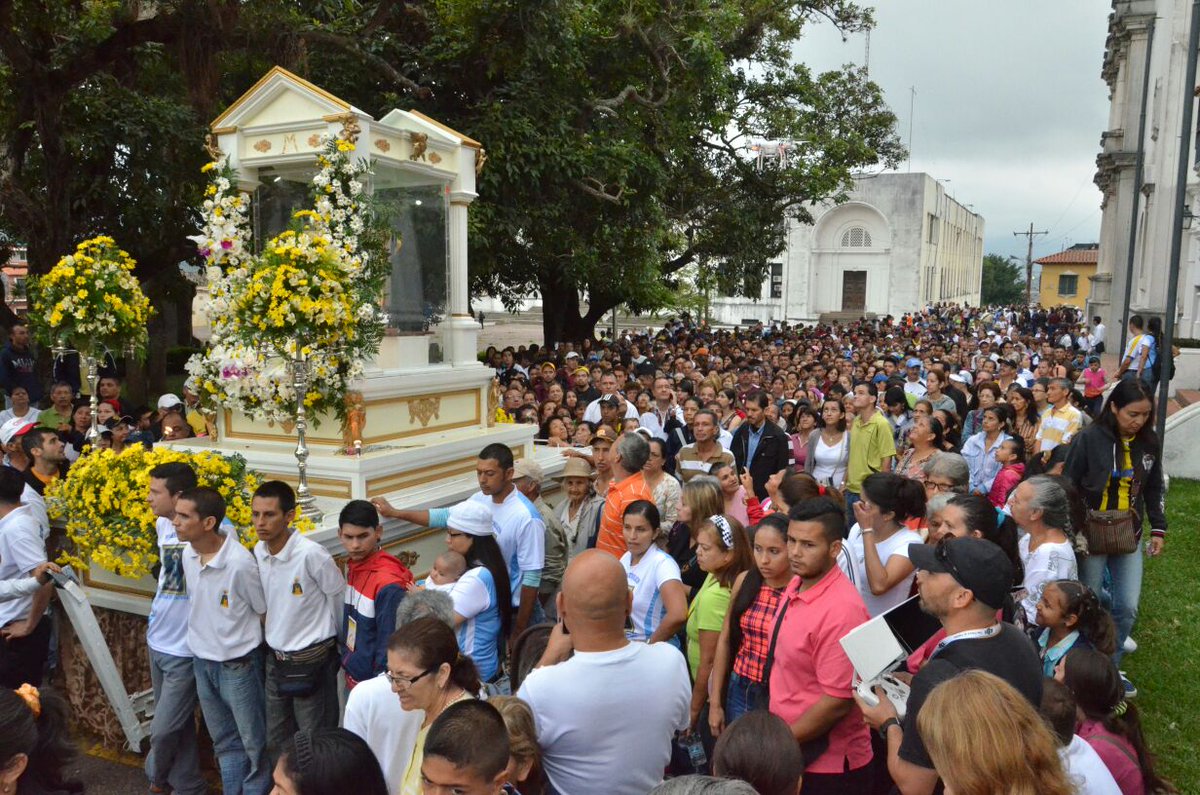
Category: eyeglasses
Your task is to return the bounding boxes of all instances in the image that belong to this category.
[924,479,957,493]
[385,667,436,689]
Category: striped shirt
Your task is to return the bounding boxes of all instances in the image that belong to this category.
[732,583,785,683]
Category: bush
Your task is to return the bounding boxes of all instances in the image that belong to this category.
[166,345,201,374]
[1176,338,1200,349]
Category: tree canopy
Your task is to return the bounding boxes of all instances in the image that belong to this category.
[980,253,1025,306]
[0,0,904,356]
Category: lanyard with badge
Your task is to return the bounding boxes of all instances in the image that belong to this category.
[930,623,1001,659]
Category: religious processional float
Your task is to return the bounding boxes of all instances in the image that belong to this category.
[28,68,566,749]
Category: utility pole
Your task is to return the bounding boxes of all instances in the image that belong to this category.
[906,87,916,172]
[1013,223,1048,306]
[1156,0,1200,443]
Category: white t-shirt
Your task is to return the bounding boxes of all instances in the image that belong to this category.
[255,531,345,652]
[182,534,266,661]
[343,672,423,795]
[844,524,922,617]
[1060,734,1122,795]
[1018,535,1078,624]
[470,489,545,608]
[0,505,46,627]
[0,407,39,427]
[620,546,682,642]
[518,641,690,795]
[20,483,48,541]
[147,516,192,657]
[448,566,502,682]
[582,397,640,424]
[811,434,848,487]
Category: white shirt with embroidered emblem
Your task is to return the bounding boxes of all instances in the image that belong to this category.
[182,532,266,661]
[255,530,345,652]
[0,505,46,627]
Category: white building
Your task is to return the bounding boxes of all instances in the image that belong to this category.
[1092,0,1200,342]
[709,172,984,326]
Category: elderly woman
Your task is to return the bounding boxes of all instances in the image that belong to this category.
[1007,476,1078,628]
[920,451,970,500]
[896,416,944,482]
[643,437,682,530]
[390,617,481,795]
[554,457,605,558]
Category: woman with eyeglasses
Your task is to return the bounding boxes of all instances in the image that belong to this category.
[388,617,481,795]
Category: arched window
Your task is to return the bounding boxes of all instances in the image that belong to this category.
[840,227,872,248]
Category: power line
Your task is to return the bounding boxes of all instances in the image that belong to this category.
[1013,222,1048,305]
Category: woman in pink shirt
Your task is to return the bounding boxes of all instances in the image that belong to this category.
[1059,648,1174,795]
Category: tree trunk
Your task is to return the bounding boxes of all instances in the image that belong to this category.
[538,275,618,348]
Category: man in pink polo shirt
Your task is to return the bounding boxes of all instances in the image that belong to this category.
[768,496,873,793]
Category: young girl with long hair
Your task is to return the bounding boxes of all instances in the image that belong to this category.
[1034,579,1116,677]
[619,500,687,645]
[686,514,752,739]
[708,514,793,735]
[1058,648,1175,794]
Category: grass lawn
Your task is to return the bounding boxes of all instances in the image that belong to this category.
[1122,477,1200,791]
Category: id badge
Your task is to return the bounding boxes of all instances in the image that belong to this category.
[346,616,357,652]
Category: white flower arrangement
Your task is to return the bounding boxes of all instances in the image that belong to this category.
[186,134,389,426]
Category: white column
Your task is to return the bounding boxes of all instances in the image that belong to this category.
[446,147,482,365]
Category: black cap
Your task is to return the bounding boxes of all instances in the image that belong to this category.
[908,537,1012,611]
[598,394,621,407]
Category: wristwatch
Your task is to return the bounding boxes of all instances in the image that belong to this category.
[878,717,901,738]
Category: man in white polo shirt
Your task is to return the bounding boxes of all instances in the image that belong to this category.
[251,480,344,761]
[144,462,207,795]
[0,465,53,688]
[178,487,269,795]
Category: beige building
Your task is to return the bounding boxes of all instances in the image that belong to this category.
[1036,244,1099,310]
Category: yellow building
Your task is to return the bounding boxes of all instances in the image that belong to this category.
[1035,243,1098,309]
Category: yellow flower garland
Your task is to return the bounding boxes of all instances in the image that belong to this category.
[47,446,314,580]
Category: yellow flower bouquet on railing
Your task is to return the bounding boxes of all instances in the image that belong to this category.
[47,446,313,580]
[27,235,153,359]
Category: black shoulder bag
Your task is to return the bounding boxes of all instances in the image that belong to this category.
[757,598,831,767]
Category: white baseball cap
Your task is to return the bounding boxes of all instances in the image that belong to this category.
[447,501,495,537]
[0,418,36,446]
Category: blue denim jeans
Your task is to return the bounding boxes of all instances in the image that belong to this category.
[1079,540,1143,665]
[146,649,206,795]
[194,650,270,795]
[724,671,765,725]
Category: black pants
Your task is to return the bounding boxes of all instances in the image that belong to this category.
[0,617,52,688]
[800,761,873,794]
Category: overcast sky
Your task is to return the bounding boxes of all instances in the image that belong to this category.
[794,0,1112,263]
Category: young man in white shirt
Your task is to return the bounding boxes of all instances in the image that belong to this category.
[251,480,344,761]
[518,551,690,794]
[374,443,545,643]
[0,465,53,688]
[144,462,207,795]
[178,487,269,795]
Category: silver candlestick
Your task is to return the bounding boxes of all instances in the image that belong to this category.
[290,350,322,522]
[50,340,101,443]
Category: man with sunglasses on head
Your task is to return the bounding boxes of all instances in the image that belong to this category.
[856,536,1042,795]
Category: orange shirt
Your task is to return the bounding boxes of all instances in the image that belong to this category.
[596,471,653,557]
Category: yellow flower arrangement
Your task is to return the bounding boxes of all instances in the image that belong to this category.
[47,446,315,580]
[27,235,153,359]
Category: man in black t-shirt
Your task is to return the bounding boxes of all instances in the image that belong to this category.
[856,537,1043,795]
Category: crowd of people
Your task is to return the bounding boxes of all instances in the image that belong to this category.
[0,303,1182,795]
